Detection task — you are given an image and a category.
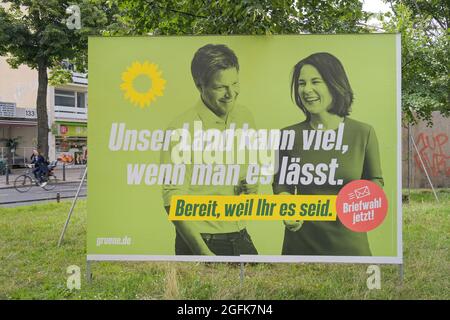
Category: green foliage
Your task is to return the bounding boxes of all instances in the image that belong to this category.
[400,0,448,30]
[381,1,449,125]
[49,66,74,86]
[114,0,371,36]
[0,0,113,71]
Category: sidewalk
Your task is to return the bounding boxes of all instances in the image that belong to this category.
[0,164,86,189]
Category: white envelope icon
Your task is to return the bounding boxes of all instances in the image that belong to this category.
[354,186,370,199]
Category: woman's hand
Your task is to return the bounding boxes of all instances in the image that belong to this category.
[236,179,258,195]
[284,220,303,232]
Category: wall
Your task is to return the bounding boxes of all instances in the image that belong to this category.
[402,111,450,188]
[0,57,39,108]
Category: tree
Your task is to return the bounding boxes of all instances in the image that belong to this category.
[382,0,449,125]
[0,0,111,158]
[115,0,371,36]
[399,0,448,31]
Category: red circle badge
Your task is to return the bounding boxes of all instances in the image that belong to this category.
[60,125,68,135]
[336,180,388,232]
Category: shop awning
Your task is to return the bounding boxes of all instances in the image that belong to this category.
[0,118,37,126]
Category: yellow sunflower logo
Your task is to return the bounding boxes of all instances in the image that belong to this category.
[120,61,166,108]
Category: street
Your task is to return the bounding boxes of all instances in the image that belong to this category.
[0,181,87,207]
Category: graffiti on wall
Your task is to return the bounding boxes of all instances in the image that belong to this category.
[414,132,450,177]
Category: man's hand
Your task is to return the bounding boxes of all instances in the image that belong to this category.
[166,206,216,255]
[284,220,303,232]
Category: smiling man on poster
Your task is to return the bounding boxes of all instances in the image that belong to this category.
[161,44,259,256]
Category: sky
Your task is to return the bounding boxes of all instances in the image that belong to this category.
[362,0,392,14]
[361,0,393,30]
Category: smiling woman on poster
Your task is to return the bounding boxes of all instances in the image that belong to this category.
[273,52,384,256]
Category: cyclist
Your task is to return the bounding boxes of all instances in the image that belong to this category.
[30,149,49,186]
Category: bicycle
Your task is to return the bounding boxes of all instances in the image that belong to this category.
[14,162,58,193]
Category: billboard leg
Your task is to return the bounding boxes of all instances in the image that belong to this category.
[399,264,404,286]
[86,260,92,285]
[407,124,411,200]
[58,166,88,246]
[239,262,244,286]
[409,123,439,202]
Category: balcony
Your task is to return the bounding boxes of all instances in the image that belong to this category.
[54,105,87,120]
[72,72,88,85]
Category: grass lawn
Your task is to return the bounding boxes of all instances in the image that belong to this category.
[0,190,449,299]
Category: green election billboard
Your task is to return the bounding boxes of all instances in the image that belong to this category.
[88,34,402,264]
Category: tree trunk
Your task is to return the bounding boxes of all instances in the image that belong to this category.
[37,61,49,159]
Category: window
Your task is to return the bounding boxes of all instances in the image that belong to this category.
[55,90,75,107]
[77,92,86,109]
[55,90,87,109]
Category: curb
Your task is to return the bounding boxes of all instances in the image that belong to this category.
[0,194,87,205]
[0,179,86,190]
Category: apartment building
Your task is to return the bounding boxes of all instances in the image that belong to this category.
[0,56,87,166]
